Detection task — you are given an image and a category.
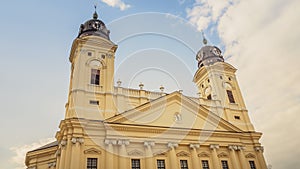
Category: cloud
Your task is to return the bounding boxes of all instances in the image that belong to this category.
[187,0,300,168]
[101,0,131,11]
[10,138,55,169]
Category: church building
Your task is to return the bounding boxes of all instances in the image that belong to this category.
[25,10,268,169]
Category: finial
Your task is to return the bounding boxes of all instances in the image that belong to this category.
[202,31,207,45]
[117,79,122,87]
[93,4,98,19]
[139,82,144,90]
[159,85,165,92]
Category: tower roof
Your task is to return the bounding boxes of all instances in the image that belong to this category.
[78,10,110,39]
[196,45,224,68]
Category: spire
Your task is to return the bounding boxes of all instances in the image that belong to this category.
[202,31,208,45]
[93,4,98,19]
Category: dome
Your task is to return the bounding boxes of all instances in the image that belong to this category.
[78,11,110,39]
[196,45,224,68]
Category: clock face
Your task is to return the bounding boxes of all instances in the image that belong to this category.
[92,22,101,29]
[212,47,221,56]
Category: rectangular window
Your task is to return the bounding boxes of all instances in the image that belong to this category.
[234,116,240,120]
[180,160,188,169]
[226,90,235,103]
[87,158,97,169]
[157,160,166,169]
[201,160,209,169]
[221,160,229,169]
[91,69,100,85]
[89,100,99,105]
[131,159,140,169]
[207,94,212,100]
[249,161,256,169]
[88,52,92,56]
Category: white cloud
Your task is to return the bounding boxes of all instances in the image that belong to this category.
[10,138,55,169]
[101,0,131,11]
[187,0,300,168]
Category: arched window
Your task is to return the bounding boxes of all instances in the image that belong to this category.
[90,69,100,85]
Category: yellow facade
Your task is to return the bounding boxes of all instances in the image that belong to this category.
[25,12,268,169]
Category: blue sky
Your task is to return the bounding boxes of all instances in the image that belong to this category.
[1,0,300,169]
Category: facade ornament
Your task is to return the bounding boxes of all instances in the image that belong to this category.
[55,149,61,157]
[60,140,67,147]
[159,85,164,92]
[144,141,155,147]
[71,137,84,144]
[228,145,238,151]
[189,144,200,149]
[47,162,56,168]
[210,144,219,150]
[254,146,264,152]
[139,82,144,90]
[118,140,130,146]
[167,142,178,149]
[237,146,246,151]
[104,139,117,145]
[117,79,122,87]
[176,151,190,157]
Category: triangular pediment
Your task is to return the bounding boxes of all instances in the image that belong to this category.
[176,151,190,157]
[84,148,102,154]
[105,92,242,133]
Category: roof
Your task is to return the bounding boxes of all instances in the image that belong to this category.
[29,141,58,152]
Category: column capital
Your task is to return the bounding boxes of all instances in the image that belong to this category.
[210,144,219,150]
[117,139,130,146]
[237,146,246,151]
[71,137,84,144]
[104,139,117,145]
[228,145,238,151]
[144,141,155,147]
[60,140,67,147]
[189,143,200,149]
[254,146,264,152]
[167,142,178,149]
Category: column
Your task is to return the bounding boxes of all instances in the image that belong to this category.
[210,144,221,169]
[237,146,249,169]
[144,141,155,169]
[118,140,130,169]
[190,144,200,169]
[105,139,117,169]
[64,136,72,169]
[255,146,268,169]
[228,145,239,169]
[70,137,84,169]
[58,140,67,169]
[167,142,179,169]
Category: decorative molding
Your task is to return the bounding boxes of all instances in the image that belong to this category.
[228,145,238,151]
[245,153,256,158]
[55,149,61,157]
[218,152,229,158]
[198,152,210,157]
[154,151,167,157]
[27,167,36,169]
[128,149,144,156]
[47,162,56,168]
[84,148,102,155]
[176,151,190,157]
[237,146,246,151]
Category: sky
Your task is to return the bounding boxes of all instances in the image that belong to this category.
[0,0,299,169]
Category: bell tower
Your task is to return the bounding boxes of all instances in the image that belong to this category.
[193,36,254,131]
[65,10,118,120]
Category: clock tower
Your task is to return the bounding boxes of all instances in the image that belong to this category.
[193,38,255,131]
[66,10,118,120]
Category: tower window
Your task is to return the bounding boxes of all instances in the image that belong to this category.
[221,160,229,169]
[226,90,235,103]
[157,160,166,169]
[131,159,140,169]
[87,158,97,169]
[180,160,189,169]
[207,94,212,100]
[91,69,100,85]
[234,116,240,120]
[207,79,210,83]
[88,52,92,56]
[228,77,232,81]
[220,76,223,79]
[101,54,106,59]
[249,161,256,169]
[90,100,99,105]
[201,160,209,169]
